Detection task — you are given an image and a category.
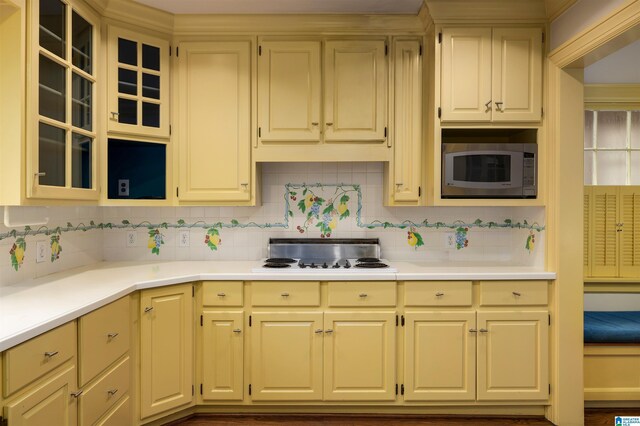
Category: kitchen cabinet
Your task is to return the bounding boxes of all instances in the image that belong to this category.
[140,284,193,418]
[584,186,640,278]
[177,41,254,203]
[440,27,542,122]
[107,26,170,138]
[386,38,423,205]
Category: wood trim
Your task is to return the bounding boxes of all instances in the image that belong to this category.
[548,0,640,68]
[544,0,578,22]
[101,0,173,35]
[424,0,547,23]
[418,1,434,32]
[584,84,640,108]
[585,282,640,293]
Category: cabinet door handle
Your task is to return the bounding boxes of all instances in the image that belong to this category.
[233,329,242,334]
[217,292,226,297]
[326,122,333,126]
[311,122,319,126]
[107,332,119,339]
[144,306,154,313]
[359,293,368,298]
[325,329,333,334]
[469,328,478,333]
[435,291,444,297]
[110,111,119,120]
[70,390,83,398]
[241,183,249,188]
[479,328,488,333]
[281,292,289,297]
[44,351,59,358]
[495,101,503,111]
[107,389,118,397]
[484,100,492,111]
[315,329,324,334]
[396,182,403,186]
[512,291,521,297]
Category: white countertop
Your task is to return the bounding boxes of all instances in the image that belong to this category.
[0,261,556,352]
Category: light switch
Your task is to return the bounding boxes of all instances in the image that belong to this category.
[179,230,190,247]
[36,241,47,263]
[126,231,137,247]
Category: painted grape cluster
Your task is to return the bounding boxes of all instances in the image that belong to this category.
[454,227,469,250]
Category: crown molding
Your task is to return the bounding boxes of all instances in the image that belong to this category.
[584,84,640,107]
[544,0,577,21]
[424,0,547,23]
[100,0,173,35]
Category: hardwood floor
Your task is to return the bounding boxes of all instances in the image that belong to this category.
[169,409,640,425]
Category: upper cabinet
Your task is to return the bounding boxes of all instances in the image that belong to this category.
[27,0,100,201]
[255,38,390,162]
[440,27,542,123]
[107,26,170,139]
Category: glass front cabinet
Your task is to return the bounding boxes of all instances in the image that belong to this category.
[28,0,99,200]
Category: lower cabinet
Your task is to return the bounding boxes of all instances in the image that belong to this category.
[140,284,194,418]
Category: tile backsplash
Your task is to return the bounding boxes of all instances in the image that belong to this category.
[0,163,545,286]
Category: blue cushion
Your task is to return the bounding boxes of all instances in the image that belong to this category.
[584,311,640,343]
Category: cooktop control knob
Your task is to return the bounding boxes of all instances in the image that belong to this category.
[332,262,341,268]
[322,262,328,269]
[310,263,318,268]
[344,260,351,268]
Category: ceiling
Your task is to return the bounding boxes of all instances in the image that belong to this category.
[132,0,425,15]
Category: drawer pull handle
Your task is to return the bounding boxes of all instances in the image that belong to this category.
[495,101,504,111]
[70,390,83,398]
[44,351,59,358]
[469,328,478,333]
[107,332,119,339]
[435,291,444,297]
[311,122,319,126]
[326,122,333,126]
[512,291,522,297]
[107,389,118,397]
[217,292,226,297]
[479,328,488,333]
[315,329,324,334]
[144,306,154,313]
[484,100,492,111]
[281,292,290,297]
[325,329,333,334]
[359,293,368,298]
[233,329,242,334]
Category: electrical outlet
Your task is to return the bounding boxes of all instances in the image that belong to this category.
[126,231,137,247]
[178,230,190,247]
[118,179,130,197]
[444,232,455,249]
[36,241,47,263]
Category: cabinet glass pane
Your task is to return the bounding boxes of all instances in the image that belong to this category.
[71,11,92,74]
[142,44,160,71]
[39,0,66,59]
[597,111,627,149]
[631,111,640,149]
[72,133,92,188]
[118,98,137,124]
[118,68,137,95]
[632,152,640,185]
[39,55,66,123]
[118,38,137,66]
[142,102,159,127]
[596,151,626,185]
[72,73,92,130]
[584,110,594,149]
[584,151,594,185]
[142,73,159,99]
[38,122,66,187]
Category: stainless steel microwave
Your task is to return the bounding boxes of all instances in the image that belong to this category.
[442,143,537,198]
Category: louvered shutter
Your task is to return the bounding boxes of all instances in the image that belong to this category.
[584,187,591,276]
[591,187,619,277]
[619,187,640,277]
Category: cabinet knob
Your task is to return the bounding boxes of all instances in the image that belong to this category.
[144,306,154,313]
[325,329,333,334]
[217,292,226,297]
[435,291,444,297]
[70,390,83,398]
[315,329,324,334]
[359,293,368,298]
[233,329,242,334]
[107,332,119,339]
[512,291,522,297]
[44,351,59,358]
[107,389,118,397]
[281,292,290,297]
[484,100,492,111]
[495,101,503,111]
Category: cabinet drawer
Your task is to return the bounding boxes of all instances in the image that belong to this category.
[251,281,320,306]
[479,281,548,306]
[96,394,130,426]
[4,321,76,396]
[79,297,130,386]
[404,281,472,306]
[80,356,130,426]
[203,281,243,307]
[328,282,396,307]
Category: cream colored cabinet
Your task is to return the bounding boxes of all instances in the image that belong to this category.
[476,311,549,401]
[323,311,396,401]
[584,186,640,278]
[440,27,542,122]
[404,311,476,401]
[107,26,170,138]
[258,41,321,143]
[177,41,253,203]
[140,284,193,418]
[386,38,423,204]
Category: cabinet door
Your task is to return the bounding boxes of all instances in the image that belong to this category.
[323,311,396,401]
[404,312,476,401]
[324,40,387,142]
[250,312,323,401]
[491,28,542,122]
[619,187,640,277]
[441,28,492,122]
[140,285,193,418]
[476,311,549,401]
[178,41,252,202]
[258,41,321,143]
[201,311,243,401]
[107,26,170,138]
[590,186,619,277]
[4,364,77,426]
[391,39,422,203]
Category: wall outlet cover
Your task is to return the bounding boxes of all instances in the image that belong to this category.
[118,179,130,197]
[444,232,455,249]
[126,231,137,247]
[178,230,190,247]
[36,241,47,263]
